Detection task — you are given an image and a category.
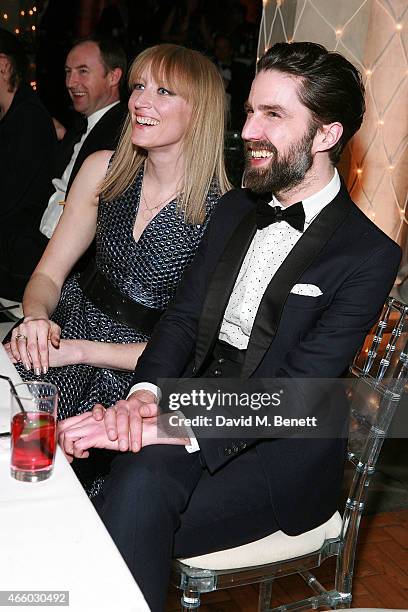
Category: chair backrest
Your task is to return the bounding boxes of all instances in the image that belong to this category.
[348,296,408,462]
[336,296,408,596]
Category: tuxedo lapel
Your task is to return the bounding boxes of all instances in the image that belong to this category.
[242,187,352,377]
[54,115,87,179]
[194,206,257,373]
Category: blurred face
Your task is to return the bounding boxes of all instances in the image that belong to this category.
[215,38,233,63]
[65,41,117,117]
[128,69,192,156]
[242,69,318,195]
[0,53,12,98]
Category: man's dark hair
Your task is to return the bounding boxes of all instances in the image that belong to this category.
[0,27,29,89]
[72,36,127,87]
[257,42,365,164]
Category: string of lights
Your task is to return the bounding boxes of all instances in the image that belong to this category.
[1,3,38,89]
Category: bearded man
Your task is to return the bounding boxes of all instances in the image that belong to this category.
[58,42,401,612]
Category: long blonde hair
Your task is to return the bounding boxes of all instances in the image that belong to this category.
[100,44,231,224]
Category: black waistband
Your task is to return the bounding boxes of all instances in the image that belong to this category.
[78,260,164,334]
[213,340,247,365]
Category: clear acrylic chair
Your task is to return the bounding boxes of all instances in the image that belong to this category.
[171,296,408,611]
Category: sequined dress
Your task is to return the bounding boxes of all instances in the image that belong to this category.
[17,168,219,421]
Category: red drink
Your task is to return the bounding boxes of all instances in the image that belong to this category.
[11,411,56,473]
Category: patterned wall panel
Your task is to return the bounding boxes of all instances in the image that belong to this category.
[258,0,408,248]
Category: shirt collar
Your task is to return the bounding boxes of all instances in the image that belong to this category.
[86,100,120,131]
[271,168,341,225]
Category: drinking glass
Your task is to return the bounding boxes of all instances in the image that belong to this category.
[10,382,58,482]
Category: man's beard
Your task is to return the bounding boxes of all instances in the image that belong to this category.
[244,123,317,195]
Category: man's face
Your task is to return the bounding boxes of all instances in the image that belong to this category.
[242,69,318,195]
[65,41,117,117]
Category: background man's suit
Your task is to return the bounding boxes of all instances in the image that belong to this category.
[0,102,126,301]
[54,102,126,197]
[95,183,401,609]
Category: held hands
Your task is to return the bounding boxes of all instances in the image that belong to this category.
[58,390,190,462]
[57,395,159,461]
[57,412,121,462]
[93,390,159,453]
[8,318,61,374]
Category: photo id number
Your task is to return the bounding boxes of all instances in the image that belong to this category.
[0,591,69,606]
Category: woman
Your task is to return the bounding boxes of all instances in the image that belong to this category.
[6,44,230,429]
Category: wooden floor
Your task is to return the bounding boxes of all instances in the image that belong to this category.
[166,509,408,611]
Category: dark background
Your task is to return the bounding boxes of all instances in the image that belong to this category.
[5,0,261,126]
[2,0,262,185]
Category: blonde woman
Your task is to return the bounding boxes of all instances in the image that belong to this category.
[7,44,230,436]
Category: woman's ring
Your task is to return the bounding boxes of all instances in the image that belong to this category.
[15,334,27,341]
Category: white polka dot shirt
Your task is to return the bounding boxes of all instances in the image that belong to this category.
[219,169,341,349]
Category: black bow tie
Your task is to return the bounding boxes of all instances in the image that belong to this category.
[256,199,305,232]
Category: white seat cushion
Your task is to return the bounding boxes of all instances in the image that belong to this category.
[179,511,342,570]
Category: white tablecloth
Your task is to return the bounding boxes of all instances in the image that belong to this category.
[0,341,22,434]
[0,346,150,611]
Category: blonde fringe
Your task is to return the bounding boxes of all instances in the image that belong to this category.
[99,45,231,224]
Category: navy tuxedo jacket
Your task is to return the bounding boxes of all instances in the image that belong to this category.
[131,183,401,534]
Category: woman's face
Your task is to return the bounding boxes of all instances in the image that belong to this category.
[128,69,192,157]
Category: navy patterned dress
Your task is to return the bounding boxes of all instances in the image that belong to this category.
[17,167,220,421]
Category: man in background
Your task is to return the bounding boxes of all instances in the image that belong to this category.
[213,33,252,130]
[0,36,127,302]
[39,36,127,241]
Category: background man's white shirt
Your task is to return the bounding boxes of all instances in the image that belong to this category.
[39,101,119,239]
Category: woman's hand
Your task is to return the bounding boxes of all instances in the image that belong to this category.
[5,338,83,370]
[57,412,119,462]
[9,318,61,374]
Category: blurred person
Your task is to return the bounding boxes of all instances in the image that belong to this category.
[6,45,230,497]
[0,28,57,302]
[35,0,79,126]
[96,0,128,43]
[161,0,213,53]
[217,1,258,63]
[213,34,252,130]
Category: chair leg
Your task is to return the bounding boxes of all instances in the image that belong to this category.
[180,589,201,610]
[333,601,351,610]
[258,580,273,611]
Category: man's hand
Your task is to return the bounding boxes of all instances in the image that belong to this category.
[92,390,158,453]
[92,390,190,452]
[58,403,190,462]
